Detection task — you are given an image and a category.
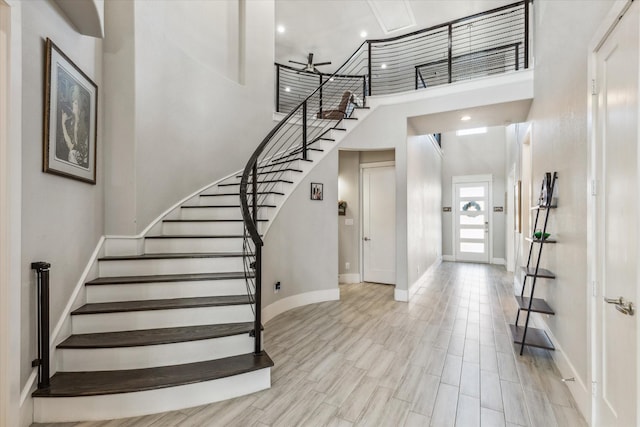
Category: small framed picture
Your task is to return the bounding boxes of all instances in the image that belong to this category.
[311,182,323,200]
[43,38,98,184]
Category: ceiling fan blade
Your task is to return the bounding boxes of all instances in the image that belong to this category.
[289,60,307,66]
[313,61,332,66]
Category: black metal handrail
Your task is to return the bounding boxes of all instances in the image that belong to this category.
[31,262,51,390]
[241,1,529,355]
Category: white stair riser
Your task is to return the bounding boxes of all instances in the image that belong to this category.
[58,334,254,371]
[199,193,276,206]
[162,221,264,236]
[86,279,249,303]
[98,257,245,277]
[180,207,270,221]
[216,181,286,194]
[72,304,255,334]
[33,368,271,423]
[145,237,243,254]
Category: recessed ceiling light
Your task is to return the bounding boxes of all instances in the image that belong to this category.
[360,31,368,38]
[380,63,387,69]
[285,87,291,92]
[461,115,471,121]
[456,127,487,136]
[277,25,286,34]
[329,78,335,82]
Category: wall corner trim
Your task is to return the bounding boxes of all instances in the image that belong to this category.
[263,288,340,324]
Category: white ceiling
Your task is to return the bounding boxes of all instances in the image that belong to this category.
[275,0,517,71]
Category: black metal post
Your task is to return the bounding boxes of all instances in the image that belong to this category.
[31,262,51,390]
[515,44,520,71]
[252,164,258,222]
[254,245,262,354]
[302,101,308,160]
[524,0,529,69]
[448,24,453,84]
[367,42,372,96]
[362,76,367,105]
[276,64,280,113]
[415,68,418,90]
[318,74,323,117]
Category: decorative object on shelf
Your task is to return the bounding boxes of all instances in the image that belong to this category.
[311,182,323,200]
[338,200,347,215]
[533,230,551,240]
[43,38,98,184]
[510,171,558,355]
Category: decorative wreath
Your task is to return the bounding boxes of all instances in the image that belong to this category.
[462,201,482,211]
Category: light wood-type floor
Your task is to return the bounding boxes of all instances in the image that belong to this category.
[34,262,586,427]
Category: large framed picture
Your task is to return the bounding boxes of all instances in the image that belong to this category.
[43,38,98,184]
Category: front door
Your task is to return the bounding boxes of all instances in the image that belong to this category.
[362,163,396,284]
[594,2,638,425]
[454,178,490,263]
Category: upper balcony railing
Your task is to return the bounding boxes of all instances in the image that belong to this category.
[241,1,529,355]
[275,1,528,112]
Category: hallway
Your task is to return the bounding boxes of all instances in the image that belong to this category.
[35,262,585,426]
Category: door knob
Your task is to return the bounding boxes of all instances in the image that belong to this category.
[604,296,635,316]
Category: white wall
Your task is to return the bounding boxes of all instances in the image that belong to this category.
[19,0,104,400]
[103,0,276,234]
[262,150,339,314]
[522,0,614,414]
[441,126,506,262]
[406,133,442,292]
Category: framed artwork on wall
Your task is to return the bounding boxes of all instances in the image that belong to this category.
[311,182,323,200]
[43,38,98,184]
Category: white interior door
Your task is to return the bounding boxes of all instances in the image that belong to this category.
[454,178,490,263]
[362,164,396,284]
[594,3,638,425]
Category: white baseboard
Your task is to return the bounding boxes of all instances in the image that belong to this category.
[338,273,361,284]
[442,255,455,262]
[263,288,340,324]
[537,317,591,422]
[394,289,408,302]
[492,257,506,265]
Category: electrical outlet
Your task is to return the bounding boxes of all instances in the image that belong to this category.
[345,262,350,270]
[274,281,281,293]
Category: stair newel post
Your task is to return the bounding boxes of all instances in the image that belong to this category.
[447,23,453,84]
[302,101,308,161]
[31,261,51,390]
[251,163,258,224]
[515,44,520,71]
[254,244,262,354]
[318,74,323,117]
[362,75,367,106]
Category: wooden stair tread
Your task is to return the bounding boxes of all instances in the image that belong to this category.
[99,252,243,261]
[514,296,555,315]
[219,179,293,186]
[32,351,273,397]
[163,219,268,223]
[86,271,250,286]
[509,324,554,351]
[235,168,302,177]
[268,158,313,166]
[72,295,253,315]
[521,266,555,279]
[58,322,256,348]
[181,204,276,209]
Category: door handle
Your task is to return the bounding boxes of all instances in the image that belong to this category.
[604,296,635,316]
[363,237,371,241]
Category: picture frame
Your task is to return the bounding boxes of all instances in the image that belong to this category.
[311,182,323,200]
[43,38,98,184]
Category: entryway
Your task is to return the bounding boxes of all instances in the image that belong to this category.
[453,175,492,263]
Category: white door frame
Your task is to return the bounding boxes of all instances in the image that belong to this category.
[587,1,638,424]
[0,1,22,426]
[451,174,493,263]
[359,161,395,284]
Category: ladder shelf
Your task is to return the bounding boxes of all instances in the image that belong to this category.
[510,172,558,355]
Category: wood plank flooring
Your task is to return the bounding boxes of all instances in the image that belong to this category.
[33,262,586,427]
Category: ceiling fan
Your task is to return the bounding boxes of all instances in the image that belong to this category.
[289,53,331,73]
